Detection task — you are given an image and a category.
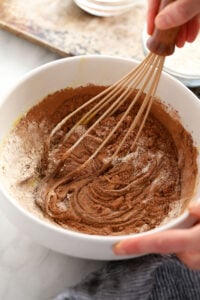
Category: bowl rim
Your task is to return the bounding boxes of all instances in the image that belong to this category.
[0,54,198,242]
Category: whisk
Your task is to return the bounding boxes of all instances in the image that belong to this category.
[42,0,180,187]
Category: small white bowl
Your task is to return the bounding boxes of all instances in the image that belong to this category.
[0,55,200,260]
[142,28,200,87]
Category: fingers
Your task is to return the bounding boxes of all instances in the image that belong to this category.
[114,229,191,255]
[155,0,200,29]
[186,15,200,43]
[147,0,160,35]
[114,202,200,269]
[176,16,200,47]
[177,251,200,270]
[188,201,200,218]
[147,0,200,47]
[114,223,200,256]
[176,25,187,47]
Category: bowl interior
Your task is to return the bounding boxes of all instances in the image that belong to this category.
[1,54,200,213]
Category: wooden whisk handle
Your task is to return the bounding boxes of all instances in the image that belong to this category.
[147,0,180,56]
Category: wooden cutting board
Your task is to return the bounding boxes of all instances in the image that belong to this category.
[0,0,146,59]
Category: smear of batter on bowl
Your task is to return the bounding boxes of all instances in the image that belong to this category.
[0,85,197,235]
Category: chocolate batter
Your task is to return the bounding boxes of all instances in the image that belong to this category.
[1,85,197,235]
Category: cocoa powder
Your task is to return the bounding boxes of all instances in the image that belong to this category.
[0,85,197,235]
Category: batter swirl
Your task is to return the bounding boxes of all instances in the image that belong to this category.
[35,88,181,235]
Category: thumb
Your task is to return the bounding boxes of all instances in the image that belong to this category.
[188,201,200,218]
[155,0,200,29]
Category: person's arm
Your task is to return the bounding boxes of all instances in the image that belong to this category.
[114,202,200,270]
[113,0,200,269]
[147,0,200,47]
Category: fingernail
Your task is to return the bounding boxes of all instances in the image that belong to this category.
[113,242,127,255]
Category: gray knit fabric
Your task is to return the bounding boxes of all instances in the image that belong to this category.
[54,254,200,300]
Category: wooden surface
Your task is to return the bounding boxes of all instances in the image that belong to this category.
[0,0,146,59]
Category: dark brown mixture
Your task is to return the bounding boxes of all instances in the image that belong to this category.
[16,85,197,235]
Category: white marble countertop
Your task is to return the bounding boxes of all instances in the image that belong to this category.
[0,28,103,300]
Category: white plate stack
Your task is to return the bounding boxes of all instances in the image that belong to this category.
[73,0,140,17]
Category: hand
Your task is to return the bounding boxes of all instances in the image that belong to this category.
[147,0,200,47]
[114,202,200,270]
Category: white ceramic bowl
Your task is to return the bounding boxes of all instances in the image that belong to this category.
[0,55,200,260]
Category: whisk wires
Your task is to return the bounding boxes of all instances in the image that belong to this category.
[45,53,165,183]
